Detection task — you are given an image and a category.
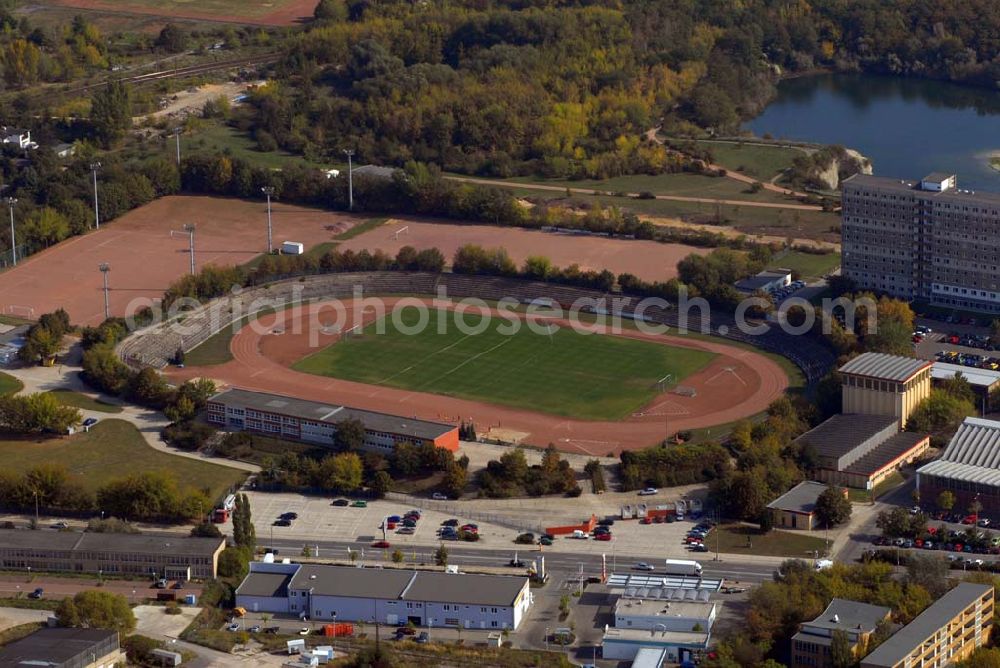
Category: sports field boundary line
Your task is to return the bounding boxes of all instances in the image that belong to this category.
[416,337,514,390]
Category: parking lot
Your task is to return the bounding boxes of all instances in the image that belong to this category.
[241,491,728,561]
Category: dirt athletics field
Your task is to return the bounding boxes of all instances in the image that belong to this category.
[171,298,789,454]
[0,196,353,326]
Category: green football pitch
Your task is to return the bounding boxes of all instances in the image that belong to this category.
[292,308,717,420]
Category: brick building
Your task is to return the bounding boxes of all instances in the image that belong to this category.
[207,388,459,453]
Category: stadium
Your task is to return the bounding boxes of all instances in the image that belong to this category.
[119,271,829,453]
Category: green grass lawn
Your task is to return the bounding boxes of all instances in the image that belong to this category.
[0,372,22,395]
[45,390,123,414]
[712,523,829,558]
[501,172,795,204]
[0,314,31,326]
[293,308,717,420]
[181,122,326,171]
[334,217,389,241]
[691,140,806,182]
[0,420,245,497]
[768,251,841,280]
[505,188,841,242]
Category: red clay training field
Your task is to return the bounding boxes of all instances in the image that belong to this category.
[41,0,318,26]
[0,196,354,326]
[342,219,710,283]
[171,299,789,454]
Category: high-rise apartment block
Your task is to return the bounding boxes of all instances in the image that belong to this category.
[842,173,1000,312]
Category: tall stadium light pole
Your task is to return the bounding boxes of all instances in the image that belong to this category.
[99,263,111,320]
[174,127,182,166]
[90,161,102,229]
[261,186,275,253]
[5,197,16,267]
[184,224,196,275]
[343,149,355,211]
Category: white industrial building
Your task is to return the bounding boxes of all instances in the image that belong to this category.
[601,627,710,663]
[613,597,716,632]
[236,562,532,630]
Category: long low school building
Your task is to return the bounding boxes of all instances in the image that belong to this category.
[207,388,459,452]
[0,530,226,580]
[236,562,532,631]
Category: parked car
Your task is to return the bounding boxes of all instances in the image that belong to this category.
[388,515,402,523]
[227,623,241,632]
[298,627,310,636]
[638,488,659,496]
[273,519,291,527]
[721,585,747,594]
[539,536,553,546]
[416,632,430,644]
[508,558,526,568]
[249,625,262,633]
[332,499,350,506]
[515,533,536,544]
[442,518,460,527]
[50,522,69,529]
[28,588,43,599]
[82,417,98,427]
[396,527,415,535]
[598,518,615,526]
[372,540,391,549]
[595,533,612,541]
[432,493,448,500]
[979,518,992,527]
[634,562,655,571]
[280,512,298,521]
[351,500,368,508]
[690,543,709,552]
[962,515,978,525]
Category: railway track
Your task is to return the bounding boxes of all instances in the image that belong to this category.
[66,52,281,94]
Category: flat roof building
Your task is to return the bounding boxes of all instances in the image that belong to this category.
[601,626,710,663]
[613,597,716,632]
[918,417,1000,519]
[207,388,459,453]
[734,269,792,295]
[842,173,1000,312]
[861,582,993,668]
[236,562,532,630]
[0,628,123,667]
[0,529,226,580]
[791,599,891,668]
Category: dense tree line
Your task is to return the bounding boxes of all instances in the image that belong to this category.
[621,440,730,491]
[0,464,209,522]
[710,397,814,522]
[0,391,80,434]
[475,445,581,498]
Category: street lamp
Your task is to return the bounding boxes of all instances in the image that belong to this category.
[5,197,16,267]
[174,127,182,166]
[342,149,355,211]
[99,263,111,320]
[261,186,275,253]
[89,162,101,229]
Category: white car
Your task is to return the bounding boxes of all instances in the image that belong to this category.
[226,623,240,632]
[634,562,655,571]
[298,627,310,636]
[638,488,659,496]
[432,493,448,500]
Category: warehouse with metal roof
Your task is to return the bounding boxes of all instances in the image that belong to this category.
[236,561,533,630]
[918,417,1000,518]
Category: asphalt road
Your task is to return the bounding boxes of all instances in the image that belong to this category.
[261,537,777,585]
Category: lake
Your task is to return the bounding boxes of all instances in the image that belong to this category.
[745,73,1000,190]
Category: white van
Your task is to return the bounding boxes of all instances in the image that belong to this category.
[572,530,589,539]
